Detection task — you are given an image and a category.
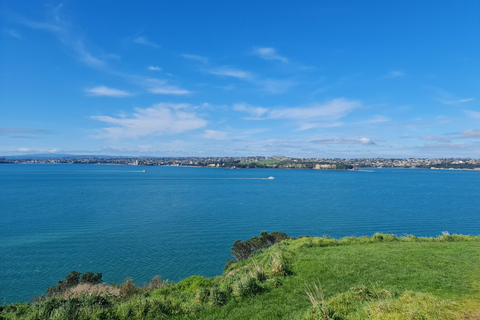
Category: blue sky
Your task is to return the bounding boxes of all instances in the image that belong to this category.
[1,0,479,158]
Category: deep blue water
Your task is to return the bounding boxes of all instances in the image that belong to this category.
[1,164,479,303]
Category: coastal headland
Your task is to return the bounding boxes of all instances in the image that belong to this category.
[1,232,479,319]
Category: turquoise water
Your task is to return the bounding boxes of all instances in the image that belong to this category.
[1,164,479,303]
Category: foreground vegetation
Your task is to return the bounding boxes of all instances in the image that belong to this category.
[1,232,479,319]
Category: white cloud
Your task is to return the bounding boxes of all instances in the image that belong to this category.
[91,103,207,139]
[203,130,228,140]
[19,5,106,69]
[134,36,159,48]
[260,79,296,94]
[181,54,209,64]
[463,110,480,119]
[420,135,451,142]
[208,67,252,79]
[358,115,391,125]
[3,29,22,39]
[295,122,344,131]
[15,148,59,153]
[439,98,475,105]
[253,47,288,63]
[422,142,467,149]
[388,71,404,78]
[0,128,52,135]
[233,103,268,117]
[86,86,130,97]
[269,98,361,121]
[142,78,192,95]
[311,138,375,145]
[148,66,162,71]
[296,123,321,131]
[461,129,480,137]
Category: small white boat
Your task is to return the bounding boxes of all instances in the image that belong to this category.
[267,176,275,180]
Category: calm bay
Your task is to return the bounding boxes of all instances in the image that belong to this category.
[0,164,479,303]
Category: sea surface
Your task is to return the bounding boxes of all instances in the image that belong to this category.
[1,164,479,303]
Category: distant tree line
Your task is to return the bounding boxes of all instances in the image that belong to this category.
[212,160,353,170]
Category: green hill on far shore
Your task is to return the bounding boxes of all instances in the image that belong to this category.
[2,233,479,319]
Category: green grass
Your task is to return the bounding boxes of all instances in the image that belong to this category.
[176,237,480,319]
[2,234,479,319]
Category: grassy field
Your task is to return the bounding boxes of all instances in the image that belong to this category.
[2,234,479,319]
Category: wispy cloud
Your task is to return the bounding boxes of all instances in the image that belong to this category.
[85,86,130,97]
[387,71,404,78]
[311,138,375,145]
[421,142,467,149]
[18,4,106,69]
[431,88,475,105]
[253,47,288,63]
[233,103,268,118]
[295,122,344,131]
[142,78,192,95]
[203,58,296,94]
[181,54,209,64]
[3,29,22,39]
[420,135,451,142]
[134,36,160,48]
[0,128,53,135]
[260,79,296,94]
[463,110,480,119]
[439,98,475,105]
[357,115,391,125]
[269,98,361,121]
[208,66,252,79]
[91,103,207,139]
[147,66,162,71]
[203,130,228,140]
[460,129,480,137]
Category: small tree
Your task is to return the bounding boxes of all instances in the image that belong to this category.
[80,272,102,284]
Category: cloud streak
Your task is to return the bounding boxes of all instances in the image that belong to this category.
[461,129,480,137]
[134,36,160,48]
[233,103,268,118]
[203,130,228,140]
[208,67,252,79]
[85,86,130,97]
[420,135,451,142]
[269,98,361,121]
[18,4,106,69]
[182,54,209,64]
[142,78,192,95]
[0,128,53,135]
[253,47,288,63]
[311,138,375,145]
[91,103,207,139]
[439,98,475,105]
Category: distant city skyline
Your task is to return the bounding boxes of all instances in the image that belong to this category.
[1,1,479,158]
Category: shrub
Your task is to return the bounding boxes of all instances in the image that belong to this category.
[234,275,262,298]
[80,272,102,285]
[119,278,140,299]
[209,286,228,306]
[176,276,213,293]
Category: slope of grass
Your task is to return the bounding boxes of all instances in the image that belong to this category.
[178,235,480,320]
[1,234,479,319]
